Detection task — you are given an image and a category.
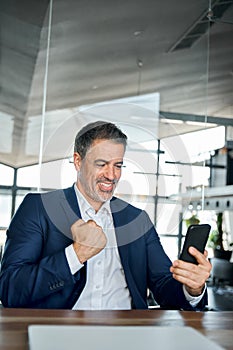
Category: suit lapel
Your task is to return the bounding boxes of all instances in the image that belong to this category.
[62,186,81,219]
[110,197,129,269]
[55,186,81,240]
[111,197,146,308]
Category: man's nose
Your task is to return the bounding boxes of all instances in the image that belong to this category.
[104,165,115,180]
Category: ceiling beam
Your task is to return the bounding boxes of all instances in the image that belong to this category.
[160,111,233,126]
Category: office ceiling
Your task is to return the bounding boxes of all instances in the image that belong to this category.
[0,0,233,168]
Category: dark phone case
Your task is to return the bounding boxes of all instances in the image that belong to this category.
[179,224,211,264]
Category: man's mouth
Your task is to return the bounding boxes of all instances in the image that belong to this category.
[98,181,115,192]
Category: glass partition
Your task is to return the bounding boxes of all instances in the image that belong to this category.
[0,0,232,259]
[41,0,209,259]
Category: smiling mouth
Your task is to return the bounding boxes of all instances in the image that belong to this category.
[98,181,115,192]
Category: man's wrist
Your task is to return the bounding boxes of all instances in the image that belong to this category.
[185,285,204,297]
[73,242,86,264]
[65,244,83,275]
[183,284,206,307]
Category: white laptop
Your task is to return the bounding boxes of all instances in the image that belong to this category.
[28,325,224,350]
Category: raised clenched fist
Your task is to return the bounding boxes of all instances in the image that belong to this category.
[71,219,107,263]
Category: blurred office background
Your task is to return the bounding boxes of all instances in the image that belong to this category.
[0,0,233,309]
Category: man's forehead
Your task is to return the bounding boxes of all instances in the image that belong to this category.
[87,139,125,155]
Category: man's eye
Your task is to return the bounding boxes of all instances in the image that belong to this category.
[115,164,123,169]
[96,163,105,167]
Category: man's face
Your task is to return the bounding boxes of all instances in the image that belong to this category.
[74,139,125,211]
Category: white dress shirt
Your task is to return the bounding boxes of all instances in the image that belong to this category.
[65,185,205,309]
[65,185,131,310]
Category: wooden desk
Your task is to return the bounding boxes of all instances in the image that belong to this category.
[0,308,232,350]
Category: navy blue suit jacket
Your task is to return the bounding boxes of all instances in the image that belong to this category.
[0,186,207,309]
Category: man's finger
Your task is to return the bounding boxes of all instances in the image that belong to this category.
[86,219,100,228]
[71,218,85,229]
[188,246,206,264]
[76,218,85,226]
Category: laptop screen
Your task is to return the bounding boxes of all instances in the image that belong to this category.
[28,325,224,350]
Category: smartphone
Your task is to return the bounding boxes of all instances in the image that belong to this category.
[179,224,211,264]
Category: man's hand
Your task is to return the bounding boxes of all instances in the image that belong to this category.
[170,247,212,296]
[71,219,107,264]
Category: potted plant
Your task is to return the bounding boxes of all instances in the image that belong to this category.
[208,212,232,261]
[184,214,200,227]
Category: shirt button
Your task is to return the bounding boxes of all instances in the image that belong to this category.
[96,285,100,289]
[97,260,102,266]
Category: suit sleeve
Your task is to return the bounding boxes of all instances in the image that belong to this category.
[0,194,83,308]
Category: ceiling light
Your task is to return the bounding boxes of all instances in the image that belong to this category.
[185,121,217,127]
[134,30,142,37]
[130,116,158,122]
[160,118,184,124]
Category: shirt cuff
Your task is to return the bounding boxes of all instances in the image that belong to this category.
[65,244,84,275]
[182,284,206,307]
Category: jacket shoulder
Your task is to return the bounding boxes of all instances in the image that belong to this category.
[111,196,143,214]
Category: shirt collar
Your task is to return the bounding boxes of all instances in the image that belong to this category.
[74,183,111,216]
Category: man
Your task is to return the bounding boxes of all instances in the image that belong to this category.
[0,121,211,309]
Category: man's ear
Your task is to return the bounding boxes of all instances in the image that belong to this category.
[73,152,82,171]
